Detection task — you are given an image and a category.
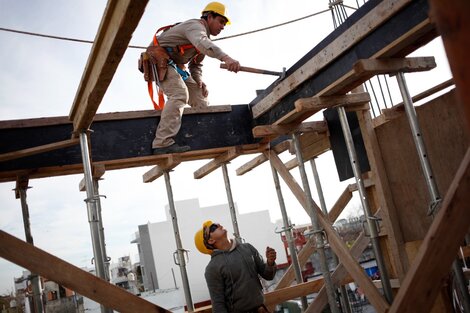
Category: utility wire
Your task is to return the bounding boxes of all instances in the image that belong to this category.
[0,8,330,49]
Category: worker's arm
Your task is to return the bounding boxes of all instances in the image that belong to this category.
[205,266,229,313]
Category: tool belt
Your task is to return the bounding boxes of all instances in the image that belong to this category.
[138,46,170,82]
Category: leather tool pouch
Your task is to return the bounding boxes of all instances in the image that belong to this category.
[138,47,170,82]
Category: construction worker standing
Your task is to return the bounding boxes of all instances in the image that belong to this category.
[195,221,277,313]
[147,2,240,154]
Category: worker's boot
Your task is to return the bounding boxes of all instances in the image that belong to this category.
[152,143,191,155]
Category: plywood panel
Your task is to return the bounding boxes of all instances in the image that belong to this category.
[375,89,469,242]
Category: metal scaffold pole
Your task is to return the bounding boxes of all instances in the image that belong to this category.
[221,163,241,239]
[396,72,470,312]
[16,180,44,313]
[79,131,113,313]
[163,170,194,312]
[269,162,308,311]
[310,158,351,313]
[337,107,394,304]
[92,179,111,281]
[293,133,340,313]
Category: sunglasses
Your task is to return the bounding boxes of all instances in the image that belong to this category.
[208,223,219,234]
[203,223,220,245]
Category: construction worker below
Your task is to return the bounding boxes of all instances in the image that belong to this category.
[147,2,241,155]
[195,220,277,312]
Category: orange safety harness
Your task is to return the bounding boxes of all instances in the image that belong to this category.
[147,24,201,110]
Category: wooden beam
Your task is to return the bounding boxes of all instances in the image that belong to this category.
[353,57,436,75]
[429,0,470,132]
[0,230,168,313]
[79,164,106,192]
[235,140,290,176]
[69,0,149,133]
[251,0,415,119]
[267,150,389,312]
[0,139,79,162]
[389,148,470,313]
[284,133,330,171]
[294,92,371,115]
[252,121,327,138]
[142,155,181,183]
[193,147,241,179]
[265,279,324,307]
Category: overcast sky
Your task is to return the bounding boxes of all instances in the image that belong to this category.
[0,0,452,295]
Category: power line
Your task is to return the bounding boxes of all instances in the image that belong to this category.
[0,8,330,49]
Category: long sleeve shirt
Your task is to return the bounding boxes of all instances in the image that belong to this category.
[156,19,228,83]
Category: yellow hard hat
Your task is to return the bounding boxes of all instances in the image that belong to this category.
[194,220,214,255]
[202,2,231,24]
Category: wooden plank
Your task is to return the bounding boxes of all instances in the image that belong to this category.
[429,0,470,132]
[353,57,436,75]
[0,139,79,162]
[328,187,353,223]
[142,155,181,183]
[357,108,408,279]
[389,147,470,313]
[265,279,324,307]
[257,4,435,127]
[0,230,168,313]
[284,134,330,171]
[235,140,290,176]
[294,92,371,114]
[69,0,149,133]
[251,0,414,119]
[252,121,327,138]
[267,150,389,312]
[193,147,241,179]
[0,106,233,130]
[79,164,106,191]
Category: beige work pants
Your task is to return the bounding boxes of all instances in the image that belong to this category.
[152,66,208,148]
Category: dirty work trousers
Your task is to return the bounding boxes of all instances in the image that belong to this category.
[152,66,208,148]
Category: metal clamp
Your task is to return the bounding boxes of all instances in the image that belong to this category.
[83,194,107,203]
[427,198,442,216]
[362,215,382,237]
[274,224,294,234]
[173,249,189,266]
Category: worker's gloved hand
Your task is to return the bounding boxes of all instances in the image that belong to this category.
[198,81,209,97]
[266,246,277,266]
[221,55,240,73]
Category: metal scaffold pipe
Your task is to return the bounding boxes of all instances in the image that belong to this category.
[163,171,194,312]
[79,131,113,313]
[396,72,470,312]
[92,179,110,281]
[221,163,241,239]
[293,133,340,313]
[337,107,394,304]
[269,162,308,311]
[310,158,351,313]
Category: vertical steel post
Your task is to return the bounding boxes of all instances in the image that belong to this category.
[269,162,308,310]
[293,133,340,313]
[221,163,241,239]
[310,158,351,313]
[396,72,470,312]
[163,171,194,312]
[17,183,43,313]
[337,107,394,303]
[79,131,112,313]
[396,72,442,215]
[92,179,110,281]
